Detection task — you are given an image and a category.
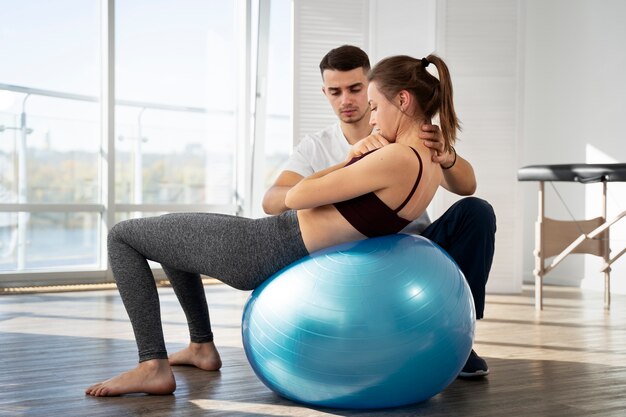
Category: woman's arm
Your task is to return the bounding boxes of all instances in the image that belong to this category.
[285,145,407,210]
[300,159,351,181]
[263,133,392,214]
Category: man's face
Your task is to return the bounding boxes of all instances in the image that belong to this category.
[322,67,370,124]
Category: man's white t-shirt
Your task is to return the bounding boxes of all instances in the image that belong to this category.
[283,123,349,177]
[282,122,431,233]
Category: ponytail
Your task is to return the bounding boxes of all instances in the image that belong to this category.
[425,54,459,153]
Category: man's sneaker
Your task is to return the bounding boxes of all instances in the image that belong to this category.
[458,349,489,378]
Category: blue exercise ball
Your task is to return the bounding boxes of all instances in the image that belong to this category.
[241,234,475,409]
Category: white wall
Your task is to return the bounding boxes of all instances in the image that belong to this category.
[368,0,436,63]
[436,0,524,294]
[292,0,370,147]
[522,0,626,292]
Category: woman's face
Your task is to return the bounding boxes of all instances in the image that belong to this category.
[367,82,401,140]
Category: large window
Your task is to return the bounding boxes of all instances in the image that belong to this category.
[0,0,292,285]
[0,0,102,272]
[115,0,237,209]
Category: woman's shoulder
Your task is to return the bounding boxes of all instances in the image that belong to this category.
[355,144,420,178]
[374,143,421,162]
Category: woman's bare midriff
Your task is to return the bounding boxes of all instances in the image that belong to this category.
[296,206,365,253]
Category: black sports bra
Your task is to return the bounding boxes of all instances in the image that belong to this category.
[334,147,423,237]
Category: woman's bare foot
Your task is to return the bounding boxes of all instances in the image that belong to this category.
[85,359,176,397]
[168,341,222,371]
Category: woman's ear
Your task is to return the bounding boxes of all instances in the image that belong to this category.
[398,90,411,112]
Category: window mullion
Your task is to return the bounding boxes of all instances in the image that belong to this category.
[101,0,115,280]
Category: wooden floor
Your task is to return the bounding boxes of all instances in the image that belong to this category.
[1,283,626,417]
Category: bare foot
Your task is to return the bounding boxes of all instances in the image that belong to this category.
[168,341,222,371]
[85,359,176,397]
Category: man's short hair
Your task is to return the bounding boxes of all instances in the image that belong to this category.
[319,45,371,77]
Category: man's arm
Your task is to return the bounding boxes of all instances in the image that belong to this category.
[436,150,477,195]
[420,124,477,195]
[262,170,304,215]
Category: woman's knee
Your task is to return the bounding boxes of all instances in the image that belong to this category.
[107,219,135,247]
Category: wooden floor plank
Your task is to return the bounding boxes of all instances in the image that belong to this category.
[1,284,626,416]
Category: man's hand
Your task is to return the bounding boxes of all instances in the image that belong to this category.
[419,124,455,167]
[348,132,390,159]
[262,171,304,215]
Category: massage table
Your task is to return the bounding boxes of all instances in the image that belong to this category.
[517,163,626,310]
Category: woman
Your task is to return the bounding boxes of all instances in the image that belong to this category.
[86,54,459,397]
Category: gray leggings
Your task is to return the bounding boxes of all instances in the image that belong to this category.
[107,210,309,362]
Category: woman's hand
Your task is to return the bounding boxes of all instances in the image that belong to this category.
[348,132,390,160]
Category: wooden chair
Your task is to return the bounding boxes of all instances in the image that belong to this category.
[518,163,626,310]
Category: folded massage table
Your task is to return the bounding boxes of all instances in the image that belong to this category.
[517,163,626,310]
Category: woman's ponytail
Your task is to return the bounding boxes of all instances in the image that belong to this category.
[425,54,460,153]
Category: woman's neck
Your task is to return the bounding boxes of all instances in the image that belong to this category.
[395,118,425,146]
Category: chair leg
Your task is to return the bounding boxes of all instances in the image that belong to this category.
[604,269,611,309]
[535,272,543,310]
[534,181,545,311]
[602,181,611,310]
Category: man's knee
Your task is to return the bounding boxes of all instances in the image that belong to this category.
[454,197,496,233]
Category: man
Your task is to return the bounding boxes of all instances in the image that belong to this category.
[262,45,495,378]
